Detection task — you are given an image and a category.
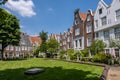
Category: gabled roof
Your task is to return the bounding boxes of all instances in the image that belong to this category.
[79,13,87,20]
[29,36,42,45]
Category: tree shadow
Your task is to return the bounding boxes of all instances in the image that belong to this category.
[0,67,100,80]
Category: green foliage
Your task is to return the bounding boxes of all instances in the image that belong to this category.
[92,53,112,64]
[0,0,8,5]
[90,40,106,55]
[67,49,76,60]
[47,38,59,54]
[0,8,20,60]
[109,38,120,49]
[80,49,89,57]
[39,42,47,53]
[33,46,41,56]
[39,30,48,43]
[59,49,66,59]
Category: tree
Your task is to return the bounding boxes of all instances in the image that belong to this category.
[39,42,47,53]
[90,40,106,55]
[33,46,41,57]
[0,8,21,60]
[47,38,59,58]
[0,0,8,5]
[39,30,48,43]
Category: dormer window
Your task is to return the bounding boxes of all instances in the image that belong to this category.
[99,8,102,14]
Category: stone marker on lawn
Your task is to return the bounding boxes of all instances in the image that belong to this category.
[24,68,45,75]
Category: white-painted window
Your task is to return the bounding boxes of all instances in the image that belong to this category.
[95,20,98,28]
[67,36,70,42]
[10,46,14,50]
[87,25,92,33]
[99,8,102,14]
[75,28,80,36]
[87,38,92,47]
[116,9,120,21]
[114,27,120,39]
[22,46,24,50]
[87,15,90,21]
[75,40,78,48]
[79,39,82,47]
[101,16,107,26]
[115,49,119,57]
[104,30,109,40]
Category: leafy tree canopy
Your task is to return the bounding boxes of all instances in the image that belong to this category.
[90,40,106,54]
[0,8,21,60]
[39,30,48,43]
[47,38,59,54]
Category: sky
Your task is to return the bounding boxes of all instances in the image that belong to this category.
[1,0,112,36]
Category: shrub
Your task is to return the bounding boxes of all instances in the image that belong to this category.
[92,53,112,64]
[81,49,89,57]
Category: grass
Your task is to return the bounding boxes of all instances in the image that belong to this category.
[0,58,104,80]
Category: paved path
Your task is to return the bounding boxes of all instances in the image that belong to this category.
[107,66,120,80]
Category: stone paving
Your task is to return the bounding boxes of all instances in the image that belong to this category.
[107,66,120,80]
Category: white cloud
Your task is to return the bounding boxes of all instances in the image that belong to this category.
[5,0,36,17]
[48,8,53,12]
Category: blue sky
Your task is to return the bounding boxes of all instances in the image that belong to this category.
[1,0,112,36]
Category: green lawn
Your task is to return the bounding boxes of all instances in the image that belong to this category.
[0,58,104,80]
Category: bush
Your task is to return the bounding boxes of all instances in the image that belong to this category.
[92,53,112,64]
[81,49,89,57]
[81,57,92,62]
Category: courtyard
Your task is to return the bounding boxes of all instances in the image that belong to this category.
[0,58,103,80]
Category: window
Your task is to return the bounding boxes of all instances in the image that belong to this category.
[75,28,80,36]
[22,46,24,50]
[95,32,99,38]
[67,36,70,42]
[75,40,78,48]
[114,27,120,39]
[79,39,82,47]
[99,8,102,14]
[101,16,107,26]
[87,38,92,47]
[95,20,98,28]
[10,46,14,50]
[116,9,120,21]
[104,30,109,40]
[87,15,90,21]
[9,52,13,58]
[87,25,92,33]
[115,49,119,57]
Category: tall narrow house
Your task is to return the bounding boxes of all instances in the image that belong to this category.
[84,10,94,49]
[73,9,86,50]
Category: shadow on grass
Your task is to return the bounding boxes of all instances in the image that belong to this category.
[3,58,28,61]
[0,67,100,80]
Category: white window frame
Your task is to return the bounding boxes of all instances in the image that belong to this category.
[75,28,80,36]
[87,37,92,47]
[87,15,90,21]
[114,27,120,39]
[87,25,92,33]
[116,9,120,21]
[104,30,109,40]
[101,16,107,26]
